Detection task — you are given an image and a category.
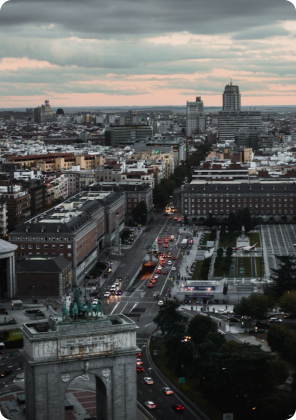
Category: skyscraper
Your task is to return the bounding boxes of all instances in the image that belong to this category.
[223,81,241,112]
[186,96,205,136]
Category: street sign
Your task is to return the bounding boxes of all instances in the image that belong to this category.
[179,377,185,384]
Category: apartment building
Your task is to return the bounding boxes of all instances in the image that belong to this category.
[9,188,125,285]
[181,181,296,220]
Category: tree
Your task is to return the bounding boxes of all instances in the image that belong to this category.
[267,324,291,353]
[270,255,296,296]
[187,314,218,345]
[217,247,224,257]
[234,294,275,320]
[153,301,187,334]
[201,340,288,406]
[227,212,236,232]
[279,290,296,315]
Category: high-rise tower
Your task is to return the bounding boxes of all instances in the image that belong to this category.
[222,81,241,112]
[186,96,205,136]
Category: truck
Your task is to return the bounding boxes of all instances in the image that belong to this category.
[181,239,189,249]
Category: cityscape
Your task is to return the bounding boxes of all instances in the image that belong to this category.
[0,0,296,420]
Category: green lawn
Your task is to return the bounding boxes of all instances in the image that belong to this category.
[191,260,203,280]
[214,257,259,277]
[219,232,239,247]
[255,256,264,277]
[248,232,261,246]
[149,336,225,420]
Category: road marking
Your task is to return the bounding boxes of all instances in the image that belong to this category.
[144,322,154,328]
[110,302,120,315]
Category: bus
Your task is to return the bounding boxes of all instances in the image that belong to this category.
[181,239,189,249]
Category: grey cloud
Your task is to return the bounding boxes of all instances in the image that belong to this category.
[0,0,292,39]
[232,25,290,40]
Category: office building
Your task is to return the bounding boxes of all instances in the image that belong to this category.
[223,81,241,112]
[218,111,263,141]
[186,96,205,136]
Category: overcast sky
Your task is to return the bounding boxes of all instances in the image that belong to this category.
[0,0,295,108]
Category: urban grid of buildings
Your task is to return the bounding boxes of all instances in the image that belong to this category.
[0,82,296,300]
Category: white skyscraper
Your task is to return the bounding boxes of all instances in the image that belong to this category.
[186,96,205,136]
[222,81,241,112]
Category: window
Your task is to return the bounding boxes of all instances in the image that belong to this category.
[21,244,25,249]
[67,245,71,249]
[67,253,72,257]
[44,245,48,249]
[28,244,32,249]
[60,245,64,249]
[36,244,40,249]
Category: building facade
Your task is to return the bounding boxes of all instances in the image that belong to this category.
[186,96,205,136]
[222,82,241,112]
[181,181,296,220]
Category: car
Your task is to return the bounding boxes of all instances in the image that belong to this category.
[284,313,296,319]
[114,280,120,286]
[269,317,282,323]
[172,256,178,260]
[172,403,185,412]
[151,277,157,283]
[169,216,172,219]
[116,277,122,283]
[155,270,161,274]
[162,387,174,395]
[217,309,227,314]
[103,291,110,298]
[158,300,164,306]
[136,358,143,365]
[92,299,98,305]
[0,367,12,377]
[144,401,157,409]
[115,289,122,295]
[167,260,172,265]
[147,282,154,288]
[174,217,178,220]
[154,274,159,279]
[171,267,176,271]
[162,270,169,274]
[163,244,169,248]
[144,377,154,384]
[227,317,241,323]
[137,366,144,372]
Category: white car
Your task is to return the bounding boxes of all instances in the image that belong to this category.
[171,267,176,271]
[167,260,172,265]
[144,377,154,385]
[145,401,157,409]
[158,300,164,306]
[92,299,98,305]
[217,309,227,314]
[154,275,159,279]
[104,291,110,298]
[114,280,120,286]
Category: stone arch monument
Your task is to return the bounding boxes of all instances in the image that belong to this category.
[0,239,17,299]
[22,313,139,420]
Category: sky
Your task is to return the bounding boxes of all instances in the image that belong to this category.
[0,0,295,108]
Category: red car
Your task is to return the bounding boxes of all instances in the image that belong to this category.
[172,403,185,412]
[151,278,157,283]
[147,283,154,288]
[137,366,144,372]
[155,270,162,274]
[172,256,178,260]
[163,244,168,248]
[162,270,169,274]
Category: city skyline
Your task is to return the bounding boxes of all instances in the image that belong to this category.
[0,0,295,108]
